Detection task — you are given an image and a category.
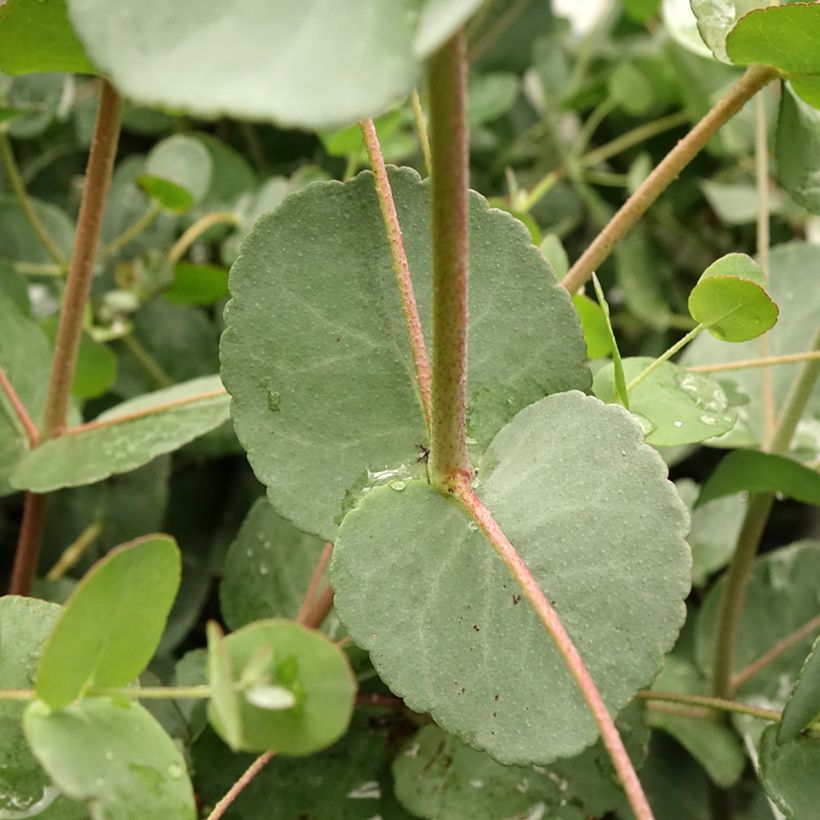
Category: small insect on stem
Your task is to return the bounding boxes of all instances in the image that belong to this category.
[415,443,430,464]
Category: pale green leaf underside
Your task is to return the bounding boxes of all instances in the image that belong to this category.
[758,725,820,819]
[681,242,820,456]
[778,636,820,743]
[221,168,589,540]
[689,0,762,64]
[332,391,690,764]
[10,375,229,492]
[36,535,181,709]
[24,698,196,820]
[67,0,480,129]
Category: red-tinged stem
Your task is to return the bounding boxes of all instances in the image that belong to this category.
[561,66,777,294]
[299,584,334,630]
[427,31,471,486]
[296,542,333,624]
[359,119,433,432]
[451,476,654,820]
[0,367,38,447]
[204,752,274,820]
[10,81,121,598]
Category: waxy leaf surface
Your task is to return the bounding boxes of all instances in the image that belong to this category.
[36,535,181,709]
[221,168,589,540]
[24,697,196,820]
[332,391,690,764]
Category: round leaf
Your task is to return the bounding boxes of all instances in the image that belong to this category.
[332,391,691,764]
[688,253,778,341]
[36,535,181,709]
[593,357,737,446]
[206,620,356,755]
[67,0,481,129]
[24,697,196,820]
[689,0,762,64]
[138,135,212,213]
[221,168,589,540]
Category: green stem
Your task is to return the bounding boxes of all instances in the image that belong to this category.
[626,324,705,392]
[574,96,617,158]
[687,350,820,374]
[122,333,174,389]
[167,210,239,265]
[10,80,122,598]
[100,202,162,259]
[0,132,67,267]
[411,89,432,177]
[426,31,471,485]
[562,66,777,294]
[638,690,780,723]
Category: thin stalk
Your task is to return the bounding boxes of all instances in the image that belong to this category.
[410,90,432,177]
[625,324,705,391]
[359,118,432,431]
[167,210,239,265]
[637,690,781,723]
[121,334,174,388]
[687,351,820,374]
[453,477,654,820]
[205,753,275,820]
[712,329,820,699]
[295,542,334,625]
[12,262,63,277]
[731,613,820,691]
[468,0,531,63]
[46,521,103,581]
[574,96,618,158]
[427,31,471,485]
[0,367,39,446]
[0,132,67,267]
[562,66,778,294]
[100,202,161,259]
[519,171,559,213]
[756,91,776,443]
[9,494,48,595]
[299,584,334,630]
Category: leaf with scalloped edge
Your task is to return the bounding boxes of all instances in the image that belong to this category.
[778,636,820,743]
[221,168,589,540]
[332,391,690,764]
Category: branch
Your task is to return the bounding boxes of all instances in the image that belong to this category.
[0,367,38,446]
[359,119,433,431]
[687,351,820,374]
[561,66,777,294]
[452,477,654,820]
[205,752,275,820]
[638,690,780,723]
[296,542,334,629]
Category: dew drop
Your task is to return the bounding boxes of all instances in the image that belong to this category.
[699,414,719,427]
[631,412,656,436]
[167,763,183,779]
[673,419,683,429]
[259,563,269,576]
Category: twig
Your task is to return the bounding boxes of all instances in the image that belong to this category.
[0,367,39,446]
[637,690,780,723]
[100,202,162,259]
[687,351,820,374]
[46,521,103,581]
[410,90,432,177]
[359,118,432,431]
[204,752,275,820]
[295,543,334,627]
[167,211,240,265]
[562,66,777,294]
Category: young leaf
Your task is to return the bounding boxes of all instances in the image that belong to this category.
[220,497,335,632]
[688,253,778,342]
[697,449,820,507]
[138,135,213,213]
[758,724,820,819]
[0,0,96,75]
[778,636,820,743]
[24,697,196,819]
[35,534,181,709]
[591,273,629,407]
[776,83,820,214]
[10,375,230,492]
[593,358,737,446]
[726,4,820,75]
[206,621,243,750]
[221,168,589,540]
[67,0,482,129]
[206,620,356,755]
[0,597,84,818]
[332,391,690,764]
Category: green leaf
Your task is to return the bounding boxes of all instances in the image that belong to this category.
[778,636,820,742]
[572,294,611,360]
[697,449,820,507]
[647,655,746,786]
[138,135,212,213]
[468,72,519,128]
[696,540,820,699]
[776,83,820,214]
[164,262,229,305]
[609,62,654,115]
[35,534,181,709]
[758,724,820,819]
[24,697,196,819]
[67,0,480,129]
[0,0,96,75]
[593,358,737,446]
[791,73,820,109]
[220,497,337,633]
[221,168,589,540]
[333,392,690,764]
[206,621,243,750]
[688,253,778,342]
[11,375,230,492]
[591,274,629,407]
[726,4,820,75]
[700,179,784,225]
[689,0,763,64]
[393,706,648,819]
[681,242,820,457]
[0,194,75,264]
[206,619,356,755]
[0,596,84,819]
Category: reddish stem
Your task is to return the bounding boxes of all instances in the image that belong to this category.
[204,752,274,820]
[296,542,334,625]
[9,494,48,595]
[452,477,654,820]
[359,119,433,432]
[0,367,38,447]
